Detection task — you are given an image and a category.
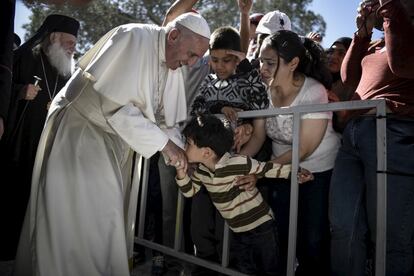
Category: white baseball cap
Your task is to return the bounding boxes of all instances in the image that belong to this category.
[255,10,292,35]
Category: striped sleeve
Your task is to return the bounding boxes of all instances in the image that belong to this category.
[248,157,291,179]
[175,174,202,197]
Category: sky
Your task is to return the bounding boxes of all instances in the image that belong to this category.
[14,0,382,48]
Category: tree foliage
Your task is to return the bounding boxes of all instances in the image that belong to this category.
[23,0,326,54]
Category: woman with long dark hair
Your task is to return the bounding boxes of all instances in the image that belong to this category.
[240,30,340,275]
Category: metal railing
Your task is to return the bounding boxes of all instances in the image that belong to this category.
[134,99,387,276]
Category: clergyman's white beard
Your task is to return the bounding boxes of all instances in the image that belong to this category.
[46,41,75,77]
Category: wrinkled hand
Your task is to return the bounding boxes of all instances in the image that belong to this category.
[297,167,314,184]
[356,0,379,37]
[237,0,253,15]
[162,139,188,173]
[233,124,253,153]
[234,174,257,191]
[221,106,241,124]
[306,32,322,43]
[225,49,246,62]
[20,84,41,100]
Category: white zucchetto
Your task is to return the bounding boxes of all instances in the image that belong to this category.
[168,12,211,39]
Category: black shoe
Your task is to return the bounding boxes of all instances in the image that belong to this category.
[151,255,165,276]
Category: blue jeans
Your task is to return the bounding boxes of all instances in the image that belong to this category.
[231,220,280,276]
[330,116,414,276]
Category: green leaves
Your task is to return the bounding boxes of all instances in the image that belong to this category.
[22,0,326,55]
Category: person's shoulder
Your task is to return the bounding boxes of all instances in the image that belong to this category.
[304,77,327,95]
[299,77,328,103]
[103,23,161,49]
[227,153,249,164]
[305,76,325,89]
[13,46,37,66]
[215,153,250,173]
[195,163,212,177]
[115,23,160,36]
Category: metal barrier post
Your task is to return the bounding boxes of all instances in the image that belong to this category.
[174,192,185,251]
[137,158,150,239]
[375,101,387,276]
[221,223,231,267]
[286,112,301,276]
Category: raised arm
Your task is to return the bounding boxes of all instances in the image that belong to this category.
[162,0,198,26]
[238,0,253,54]
[379,0,414,78]
[341,1,376,87]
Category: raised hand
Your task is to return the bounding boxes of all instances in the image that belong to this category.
[306,32,322,43]
[237,0,253,15]
[356,0,380,37]
[225,49,246,62]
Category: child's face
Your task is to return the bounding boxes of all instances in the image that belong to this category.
[184,138,205,164]
[209,49,239,80]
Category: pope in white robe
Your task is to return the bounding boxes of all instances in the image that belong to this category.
[13,13,210,276]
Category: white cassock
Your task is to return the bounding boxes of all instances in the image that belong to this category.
[14,23,188,276]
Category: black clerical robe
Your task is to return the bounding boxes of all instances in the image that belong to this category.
[0,47,69,260]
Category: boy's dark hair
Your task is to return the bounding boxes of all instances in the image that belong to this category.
[209,26,241,52]
[182,115,234,158]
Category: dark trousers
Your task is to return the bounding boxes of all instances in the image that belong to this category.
[265,170,332,276]
[134,154,163,256]
[231,220,280,276]
[190,186,224,275]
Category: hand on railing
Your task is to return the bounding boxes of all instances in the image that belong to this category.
[221,106,242,123]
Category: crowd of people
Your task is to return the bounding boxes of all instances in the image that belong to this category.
[0,0,413,275]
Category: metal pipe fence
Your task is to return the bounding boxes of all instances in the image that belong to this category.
[134,99,387,276]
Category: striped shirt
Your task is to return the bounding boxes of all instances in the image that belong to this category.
[176,153,291,233]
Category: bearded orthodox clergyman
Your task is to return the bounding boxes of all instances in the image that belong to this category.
[0,14,79,261]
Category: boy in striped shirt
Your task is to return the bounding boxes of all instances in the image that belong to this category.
[175,115,312,275]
